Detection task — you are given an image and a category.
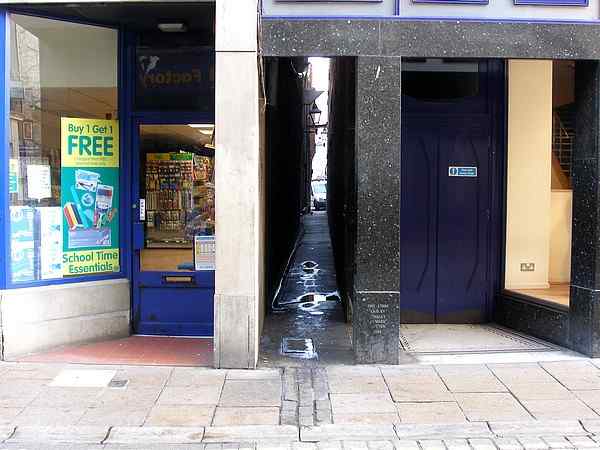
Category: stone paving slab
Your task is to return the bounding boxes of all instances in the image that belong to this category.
[453,393,533,422]
[212,407,280,426]
[219,380,282,407]
[8,426,108,444]
[583,419,600,433]
[0,427,14,443]
[203,425,298,443]
[301,425,397,442]
[105,426,205,444]
[524,398,600,420]
[329,394,396,414]
[490,420,586,437]
[494,437,523,450]
[394,422,492,440]
[145,404,215,427]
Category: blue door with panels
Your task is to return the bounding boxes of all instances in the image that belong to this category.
[129,33,216,336]
[400,59,502,323]
[131,119,215,336]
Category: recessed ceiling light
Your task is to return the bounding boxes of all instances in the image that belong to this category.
[158,22,187,33]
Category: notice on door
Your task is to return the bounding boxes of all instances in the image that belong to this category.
[60,117,120,276]
[194,235,215,271]
[449,166,478,177]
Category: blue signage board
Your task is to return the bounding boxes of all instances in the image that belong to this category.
[411,0,488,4]
[514,0,587,5]
[449,166,478,177]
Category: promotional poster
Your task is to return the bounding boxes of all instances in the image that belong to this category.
[61,117,120,276]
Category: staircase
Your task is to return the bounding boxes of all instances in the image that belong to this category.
[552,103,575,182]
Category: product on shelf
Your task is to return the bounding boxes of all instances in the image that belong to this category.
[144,152,214,247]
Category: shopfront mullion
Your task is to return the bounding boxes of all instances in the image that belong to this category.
[0,10,8,290]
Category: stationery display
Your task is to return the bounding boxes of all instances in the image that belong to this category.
[144,152,214,247]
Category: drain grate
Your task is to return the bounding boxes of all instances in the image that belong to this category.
[282,337,317,359]
[108,379,129,389]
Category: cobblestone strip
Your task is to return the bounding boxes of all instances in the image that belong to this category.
[313,368,332,425]
[282,368,299,426]
[280,367,332,427]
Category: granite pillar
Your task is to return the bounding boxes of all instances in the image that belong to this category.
[570,60,600,357]
[353,56,401,364]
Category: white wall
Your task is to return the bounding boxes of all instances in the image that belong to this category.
[505,60,553,290]
[12,14,117,88]
[550,190,572,284]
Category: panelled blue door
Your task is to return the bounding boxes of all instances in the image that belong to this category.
[131,119,215,337]
[400,59,500,323]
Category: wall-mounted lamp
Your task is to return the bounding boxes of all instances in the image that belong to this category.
[309,102,322,128]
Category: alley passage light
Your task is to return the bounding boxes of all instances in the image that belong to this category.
[188,124,214,136]
[309,102,322,127]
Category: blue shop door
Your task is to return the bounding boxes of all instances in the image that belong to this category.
[132,122,215,336]
[400,59,500,323]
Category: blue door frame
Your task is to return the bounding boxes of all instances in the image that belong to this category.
[400,59,505,324]
[125,27,215,336]
[130,114,215,337]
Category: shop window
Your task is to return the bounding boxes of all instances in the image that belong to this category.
[504,60,574,308]
[7,14,118,284]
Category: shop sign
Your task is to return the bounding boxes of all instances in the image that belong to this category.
[136,48,214,112]
[449,166,478,177]
[9,159,18,194]
[60,117,120,276]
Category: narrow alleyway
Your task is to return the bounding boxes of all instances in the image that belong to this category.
[259,212,353,367]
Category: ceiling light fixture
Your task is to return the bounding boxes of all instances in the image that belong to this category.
[158,22,187,33]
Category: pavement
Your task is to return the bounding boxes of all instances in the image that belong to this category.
[2,214,598,449]
[2,360,600,447]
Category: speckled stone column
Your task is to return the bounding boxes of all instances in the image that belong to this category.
[570,60,600,357]
[353,56,401,364]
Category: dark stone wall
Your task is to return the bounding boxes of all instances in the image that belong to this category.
[262,20,600,359]
[264,57,308,307]
[328,58,357,322]
[570,61,600,356]
[263,18,600,60]
[352,56,401,364]
[495,296,570,349]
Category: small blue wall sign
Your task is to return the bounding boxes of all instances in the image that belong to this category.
[449,166,478,177]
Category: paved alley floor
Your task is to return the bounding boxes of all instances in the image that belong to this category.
[259,212,353,367]
[3,359,600,447]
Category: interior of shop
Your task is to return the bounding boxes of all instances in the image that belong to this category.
[138,124,215,273]
[504,60,574,309]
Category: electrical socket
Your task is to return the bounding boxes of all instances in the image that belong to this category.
[520,263,535,272]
